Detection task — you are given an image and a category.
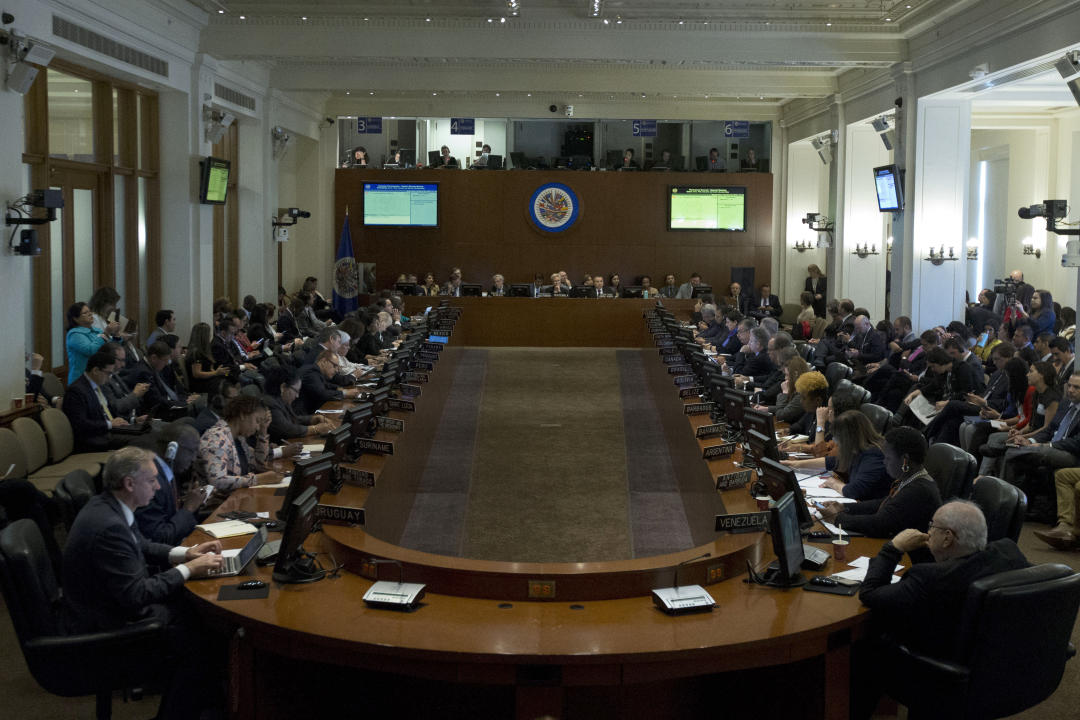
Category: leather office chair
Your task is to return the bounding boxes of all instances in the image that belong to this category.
[825,361,853,392]
[52,469,96,534]
[859,403,893,435]
[835,378,870,407]
[925,442,977,500]
[0,519,165,720]
[970,475,1027,542]
[884,563,1080,719]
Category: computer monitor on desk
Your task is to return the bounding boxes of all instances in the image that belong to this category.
[758,457,815,532]
[427,150,440,167]
[395,282,420,296]
[764,492,808,588]
[746,429,782,468]
[742,408,776,443]
[509,283,532,297]
[509,151,527,169]
[691,284,713,299]
[460,283,482,297]
[277,453,335,520]
[486,154,502,169]
[622,286,644,298]
[323,424,353,465]
[722,387,752,427]
[273,486,325,584]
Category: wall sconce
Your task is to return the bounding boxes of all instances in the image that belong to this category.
[886,237,893,255]
[793,240,815,252]
[967,245,978,260]
[851,243,880,259]
[924,245,958,266]
[1022,242,1042,259]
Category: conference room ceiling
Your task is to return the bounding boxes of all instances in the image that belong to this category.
[194,0,977,108]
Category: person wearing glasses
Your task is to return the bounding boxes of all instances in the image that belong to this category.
[850,500,1029,718]
[816,426,942,541]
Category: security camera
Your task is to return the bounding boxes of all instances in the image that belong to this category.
[1018,201,1067,220]
[325,117,335,125]
[287,208,311,219]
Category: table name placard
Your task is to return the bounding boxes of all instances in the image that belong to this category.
[434,321,456,331]
[656,339,675,348]
[684,402,715,416]
[388,398,415,412]
[702,442,737,459]
[714,511,769,534]
[339,466,375,487]
[376,416,404,433]
[355,438,394,455]
[399,383,422,398]
[654,333,672,341]
[429,330,451,338]
[418,351,440,362]
[695,423,726,439]
[679,386,704,398]
[415,360,435,372]
[403,371,429,383]
[421,343,444,353]
[660,347,681,356]
[668,364,692,375]
[715,469,753,491]
[316,504,366,527]
[673,374,698,387]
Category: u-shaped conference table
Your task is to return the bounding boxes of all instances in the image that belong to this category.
[186,298,879,720]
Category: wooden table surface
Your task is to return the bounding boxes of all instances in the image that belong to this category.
[185,304,881,720]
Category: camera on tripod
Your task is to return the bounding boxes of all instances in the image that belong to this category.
[992,277,1021,305]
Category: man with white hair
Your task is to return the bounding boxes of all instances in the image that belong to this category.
[860,500,1029,657]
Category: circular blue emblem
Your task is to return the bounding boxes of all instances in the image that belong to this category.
[528,183,580,233]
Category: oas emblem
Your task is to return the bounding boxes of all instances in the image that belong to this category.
[528,182,580,233]
[333,256,360,299]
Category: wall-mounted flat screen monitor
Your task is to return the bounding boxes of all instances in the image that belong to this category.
[363,183,438,227]
[199,156,230,205]
[873,164,904,212]
[668,186,746,231]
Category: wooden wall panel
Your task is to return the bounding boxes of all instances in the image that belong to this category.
[335,170,773,291]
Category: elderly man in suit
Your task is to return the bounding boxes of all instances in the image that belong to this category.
[746,284,782,321]
[62,446,225,719]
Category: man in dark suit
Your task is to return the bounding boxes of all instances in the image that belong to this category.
[62,446,224,720]
[99,343,149,418]
[853,501,1029,717]
[944,336,985,394]
[134,422,206,545]
[658,273,679,299]
[1051,337,1074,389]
[966,289,1001,335]
[730,327,776,385]
[590,275,614,298]
[746,284,782,321]
[299,350,362,414]
[999,373,1080,487]
[264,366,332,443]
[276,302,301,343]
[62,348,137,452]
[845,315,887,366]
[127,341,193,417]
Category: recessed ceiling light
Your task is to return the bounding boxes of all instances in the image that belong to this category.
[616,19,622,24]
[641,93,646,98]
[826,22,832,26]
[217,9,224,14]
[603,18,609,24]
[239,15,246,20]
[527,93,531,97]
[432,92,437,96]
[500,17,506,23]
[578,93,583,97]
[704,94,709,98]
[884,17,891,22]
[496,92,500,97]
[487,18,493,22]
[678,20,684,25]
[369,91,374,95]
[301,16,307,21]
[345,91,350,95]
[425,18,431,22]
[703,21,708,25]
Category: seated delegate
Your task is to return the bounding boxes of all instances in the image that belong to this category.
[784,410,890,501]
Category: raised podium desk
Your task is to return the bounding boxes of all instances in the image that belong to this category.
[186,303,877,720]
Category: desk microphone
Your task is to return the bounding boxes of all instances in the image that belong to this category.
[164,441,178,470]
[363,558,426,611]
[673,552,711,589]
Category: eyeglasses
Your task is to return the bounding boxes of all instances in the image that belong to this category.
[927,520,953,535]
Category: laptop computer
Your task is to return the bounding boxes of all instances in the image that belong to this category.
[206,526,268,577]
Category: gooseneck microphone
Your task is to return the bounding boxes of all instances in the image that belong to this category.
[673,552,711,589]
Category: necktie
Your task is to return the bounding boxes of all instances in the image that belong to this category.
[94,386,114,421]
[1052,405,1079,443]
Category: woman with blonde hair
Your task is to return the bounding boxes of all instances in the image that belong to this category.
[804,264,827,317]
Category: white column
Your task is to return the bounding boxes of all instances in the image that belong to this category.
[840,124,891,321]
[909,98,972,331]
[827,96,846,300]
[783,142,826,302]
[1,79,30,399]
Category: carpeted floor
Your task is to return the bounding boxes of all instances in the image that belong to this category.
[459,347,633,562]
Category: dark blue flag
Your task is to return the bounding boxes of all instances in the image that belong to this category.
[332,214,360,316]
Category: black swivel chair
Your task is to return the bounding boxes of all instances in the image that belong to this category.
[0,519,166,720]
[859,403,894,435]
[970,475,1027,542]
[835,378,870,407]
[825,361,853,393]
[883,563,1080,719]
[52,469,96,534]
[925,442,977,500]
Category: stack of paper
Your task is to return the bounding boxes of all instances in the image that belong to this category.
[195,520,257,538]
